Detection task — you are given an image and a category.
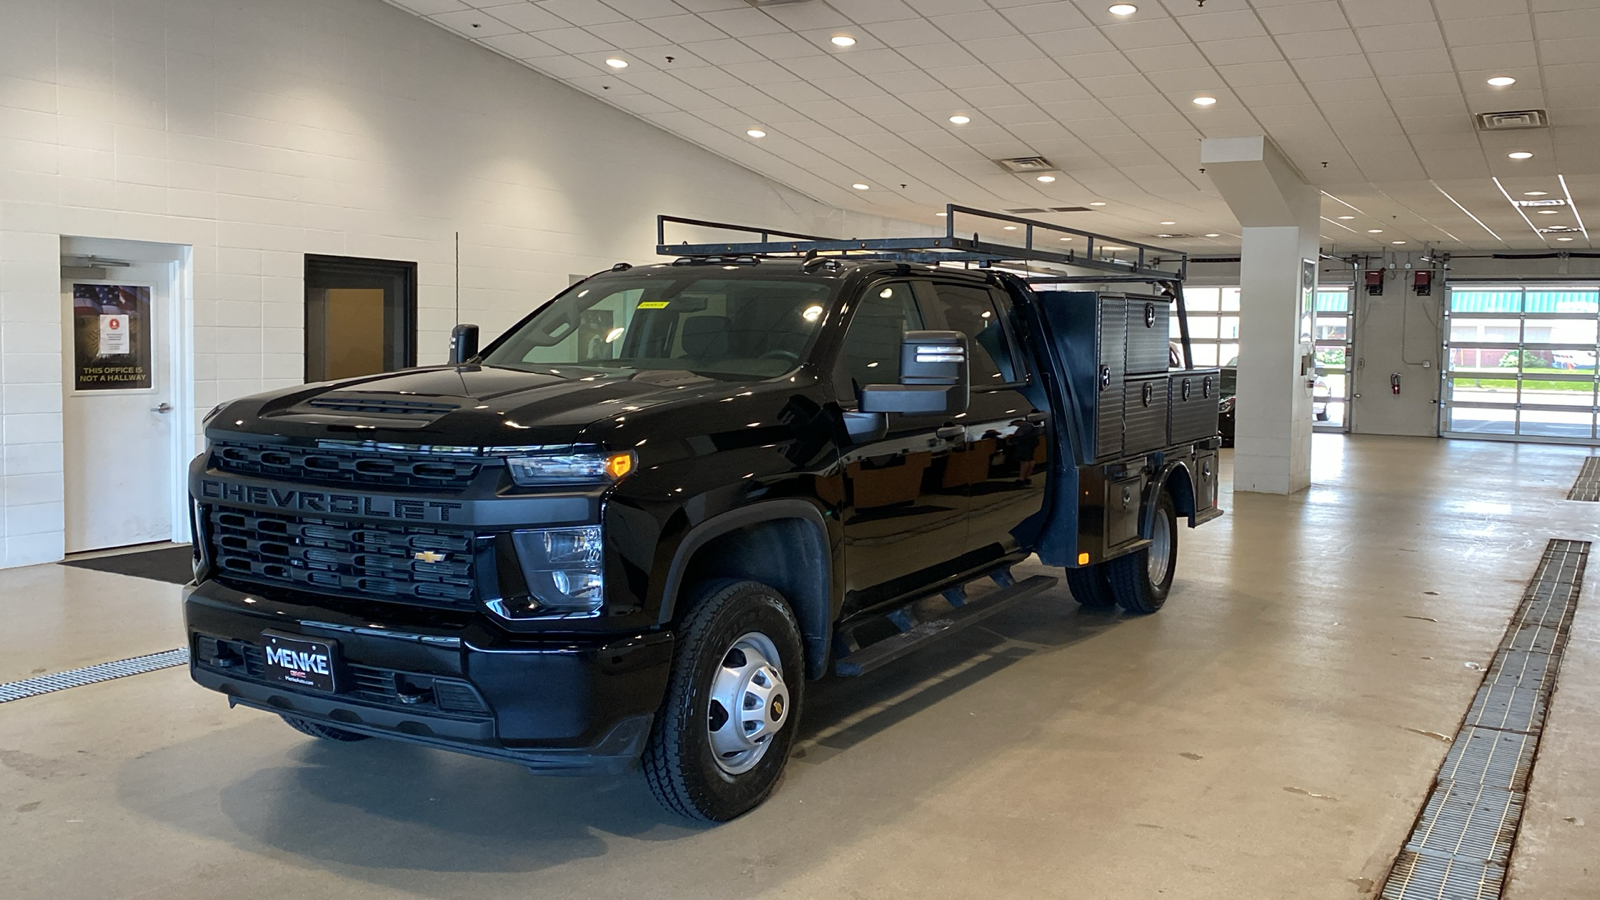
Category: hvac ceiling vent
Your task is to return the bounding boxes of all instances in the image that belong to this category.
[1476,109,1549,131]
[1050,206,1092,213]
[1539,225,1577,233]
[743,0,814,6]
[1005,208,1050,214]
[994,156,1055,173]
[1516,198,1567,208]
[1154,233,1193,239]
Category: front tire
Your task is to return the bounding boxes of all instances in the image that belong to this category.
[1108,491,1178,614]
[644,579,804,822]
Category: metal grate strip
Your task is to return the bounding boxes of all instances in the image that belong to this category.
[1565,457,1600,501]
[1378,539,1588,900]
[0,649,188,703]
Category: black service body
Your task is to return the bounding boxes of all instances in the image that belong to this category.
[184,258,1221,773]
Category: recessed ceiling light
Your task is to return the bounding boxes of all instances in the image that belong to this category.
[1161,220,1176,225]
[830,35,856,47]
[1037,175,1056,182]
[1556,237,1575,242]
[1524,191,1549,197]
[605,58,628,69]
[852,183,869,190]
[1205,233,1220,238]
[1109,4,1137,15]
[1509,151,1534,159]
[1059,237,1072,241]
[1089,201,1106,206]
[1192,96,1217,107]
[1004,225,1018,231]
[1536,209,1561,215]
[1337,215,1355,220]
[746,129,765,138]
[1392,240,1406,245]
[1487,76,1516,87]
[1368,229,1384,234]
[936,212,948,216]
[949,115,970,125]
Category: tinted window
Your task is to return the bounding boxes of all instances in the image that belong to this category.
[927,282,1018,384]
[839,281,924,403]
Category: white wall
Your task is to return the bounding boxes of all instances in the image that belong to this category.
[0,0,920,568]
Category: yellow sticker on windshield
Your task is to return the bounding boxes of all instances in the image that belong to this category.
[637,301,669,309]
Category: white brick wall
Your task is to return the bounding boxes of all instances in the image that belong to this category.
[0,0,922,568]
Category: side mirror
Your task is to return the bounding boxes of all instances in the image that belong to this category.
[449,324,479,364]
[859,331,970,417]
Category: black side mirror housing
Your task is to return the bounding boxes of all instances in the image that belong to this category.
[859,331,970,417]
[449,324,480,365]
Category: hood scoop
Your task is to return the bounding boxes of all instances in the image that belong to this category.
[269,392,468,430]
[629,369,715,387]
[306,395,460,416]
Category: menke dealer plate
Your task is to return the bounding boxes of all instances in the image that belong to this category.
[261,632,337,692]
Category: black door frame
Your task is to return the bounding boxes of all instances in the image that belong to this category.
[303,254,418,383]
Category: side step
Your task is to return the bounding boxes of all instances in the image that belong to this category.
[833,572,1059,677]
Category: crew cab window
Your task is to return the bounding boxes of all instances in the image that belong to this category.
[926,282,1020,385]
[839,281,925,404]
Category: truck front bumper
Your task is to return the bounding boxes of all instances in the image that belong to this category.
[184,579,673,775]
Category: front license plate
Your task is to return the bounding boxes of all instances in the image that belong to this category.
[261,632,338,692]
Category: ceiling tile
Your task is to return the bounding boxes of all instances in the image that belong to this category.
[480,1,570,30]
[963,35,1048,61]
[1365,49,1453,77]
[1178,9,1270,41]
[1254,1,1348,35]
[929,65,1009,90]
[1030,28,1117,56]
[477,31,563,58]
[428,9,521,36]
[598,0,686,18]
[1340,0,1437,27]
[1121,43,1210,73]
[1275,29,1364,59]
[824,0,920,25]
[536,0,628,26]
[1078,74,1159,99]
[586,20,674,47]
[1099,18,1192,49]
[1443,14,1535,46]
[928,10,1022,40]
[861,17,948,46]
[1057,52,1140,78]
[897,42,982,69]
[867,68,946,93]
[1291,54,1374,82]
[1195,37,1284,65]
[697,7,786,37]
[1232,82,1314,108]
[1216,60,1300,87]
[680,37,767,64]
[641,14,727,43]
[997,3,1093,33]
[742,32,828,59]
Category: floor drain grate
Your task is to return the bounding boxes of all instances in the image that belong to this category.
[0,649,189,703]
[1379,539,1588,900]
[1565,458,1600,501]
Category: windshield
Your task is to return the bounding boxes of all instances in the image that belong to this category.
[481,272,837,380]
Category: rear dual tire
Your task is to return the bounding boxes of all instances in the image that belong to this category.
[1066,491,1179,615]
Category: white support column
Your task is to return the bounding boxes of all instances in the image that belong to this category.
[1200,137,1320,495]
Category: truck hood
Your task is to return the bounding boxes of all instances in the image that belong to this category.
[211,365,775,448]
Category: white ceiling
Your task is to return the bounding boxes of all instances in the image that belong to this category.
[384,0,1600,254]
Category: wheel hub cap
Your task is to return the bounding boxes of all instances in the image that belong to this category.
[707,632,789,776]
[1147,506,1173,584]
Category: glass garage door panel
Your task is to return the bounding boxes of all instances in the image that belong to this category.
[1443,285,1600,444]
[1314,289,1352,432]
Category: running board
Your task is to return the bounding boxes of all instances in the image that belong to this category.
[833,573,1058,677]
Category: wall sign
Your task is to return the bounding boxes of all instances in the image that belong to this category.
[72,284,152,390]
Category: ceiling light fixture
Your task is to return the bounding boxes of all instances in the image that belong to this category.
[1037,175,1056,182]
[1368,229,1384,234]
[1161,220,1176,225]
[1109,4,1137,15]
[1060,237,1072,241]
[1192,96,1217,107]
[936,212,948,217]
[1509,151,1534,159]
[746,129,765,138]
[1392,240,1406,245]
[852,183,869,190]
[605,58,628,69]
[830,35,856,47]
[1205,233,1220,238]
[1557,237,1575,242]
[1524,191,1549,197]
[949,115,970,125]
[1487,76,1516,87]
[1089,201,1106,206]
[1536,209,1561,215]
[1004,225,1018,231]
[1337,215,1355,220]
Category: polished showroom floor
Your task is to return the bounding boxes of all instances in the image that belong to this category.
[2,434,1597,899]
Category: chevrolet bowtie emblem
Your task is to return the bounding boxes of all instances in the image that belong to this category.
[413,550,448,564]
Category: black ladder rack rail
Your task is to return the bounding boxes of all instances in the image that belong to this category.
[656,205,1197,370]
[656,205,1188,281]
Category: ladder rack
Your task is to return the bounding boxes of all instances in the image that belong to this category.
[656,204,1188,281]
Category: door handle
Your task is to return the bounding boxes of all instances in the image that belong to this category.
[935,425,965,441]
[1025,411,1049,425]
[152,402,173,414]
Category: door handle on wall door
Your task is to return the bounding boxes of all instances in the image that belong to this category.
[152,403,173,413]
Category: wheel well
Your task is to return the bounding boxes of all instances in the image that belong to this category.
[1161,463,1197,521]
[676,518,832,679]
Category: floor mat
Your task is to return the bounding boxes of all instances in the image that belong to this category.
[61,545,195,586]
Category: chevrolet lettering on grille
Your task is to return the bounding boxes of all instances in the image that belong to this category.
[198,480,464,523]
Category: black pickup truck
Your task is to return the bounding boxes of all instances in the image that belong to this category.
[185,210,1221,821]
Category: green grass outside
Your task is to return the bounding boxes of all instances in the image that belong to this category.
[1455,367,1596,392]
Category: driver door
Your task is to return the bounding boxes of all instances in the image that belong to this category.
[834,280,969,612]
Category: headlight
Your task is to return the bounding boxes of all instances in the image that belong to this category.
[506,451,634,486]
[486,525,606,619]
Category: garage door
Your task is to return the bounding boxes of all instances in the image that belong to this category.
[1442,284,1600,442]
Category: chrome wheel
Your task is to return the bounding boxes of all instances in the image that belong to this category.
[706,631,790,776]
[1147,504,1173,585]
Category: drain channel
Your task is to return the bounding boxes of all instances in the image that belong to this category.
[1565,457,1600,501]
[0,649,189,704]
[1379,539,1587,900]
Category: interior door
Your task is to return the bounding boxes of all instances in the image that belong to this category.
[835,279,970,612]
[61,263,176,552]
[920,281,1049,564]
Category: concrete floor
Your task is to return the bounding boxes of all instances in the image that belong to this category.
[2,434,1597,899]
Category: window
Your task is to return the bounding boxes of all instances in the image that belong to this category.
[926,282,1018,385]
[1443,284,1600,442]
[304,255,416,382]
[1168,287,1238,368]
[839,281,923,402]
[482,273,835,379]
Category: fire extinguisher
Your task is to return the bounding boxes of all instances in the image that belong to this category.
[1391,373,1401,395]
